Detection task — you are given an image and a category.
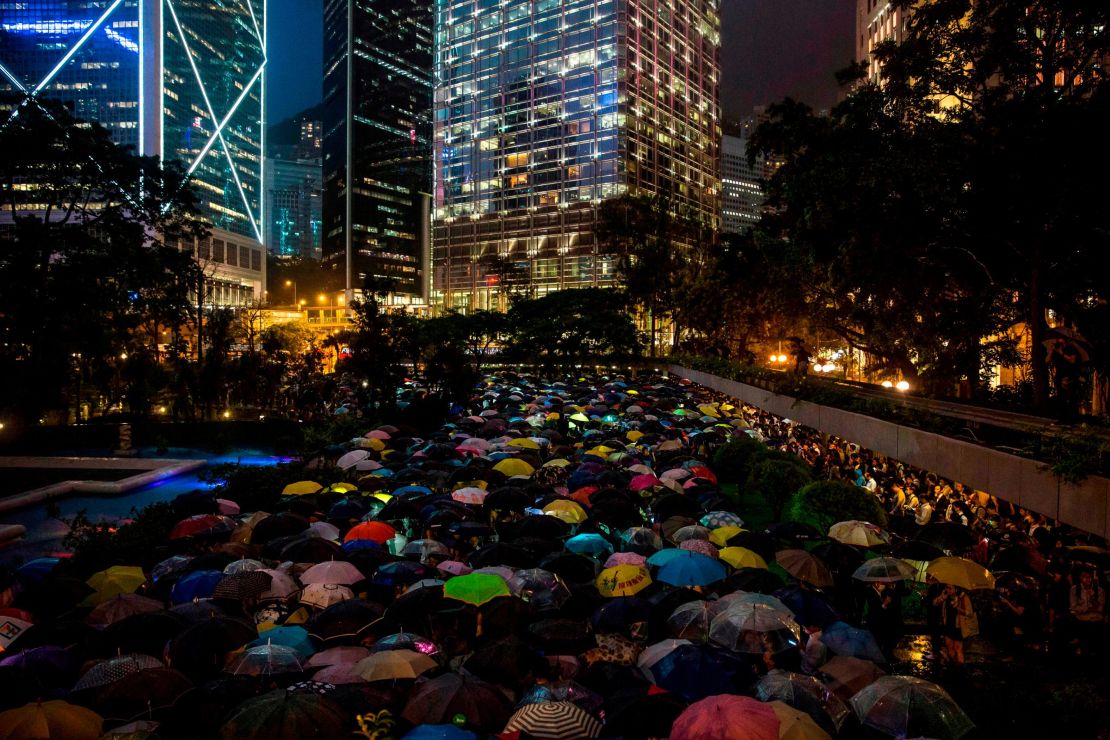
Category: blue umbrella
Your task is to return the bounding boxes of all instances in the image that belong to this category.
[393,485,433,497]
[170,569,223,604]
[773,585,841,629]
[590,596,653,634]
[647,643,754,701]
[247,625,316,660]
[821,621,886,663]
[657,553,727,587]
[565,533,614,557]
[646,548,691,567]
[15,558,61,586]
[401,725,477,740]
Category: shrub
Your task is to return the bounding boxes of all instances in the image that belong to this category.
[785,480,887,533]
[64,502,179,575]
[747,456,813,522]
[711,436,766,485]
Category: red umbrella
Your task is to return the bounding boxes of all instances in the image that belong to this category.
[170,515,235,540]
[670,694,779,740]
[344,521,396,544]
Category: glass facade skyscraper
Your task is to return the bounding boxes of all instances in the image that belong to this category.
[323,0,433,301]
[433,0,721,311]
[1,0,266,304]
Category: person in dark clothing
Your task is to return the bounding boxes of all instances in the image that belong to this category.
[925,575,945,660]
[865,582,903,660]
[788,339,811,377]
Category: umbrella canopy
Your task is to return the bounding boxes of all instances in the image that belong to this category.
[83,565,147,603]
[820,621,885,663]
[852,557,917,583]
[170,569,224,604]
[219,689,348,740]
[307,599,384,644]
[771,586,840,630]
[170,514,234,540]
[719,547,767,570]
[768,700,833,740]
[816,656,886,701]
[300,561,364,586]
[849,676,974,740]
[229,643,304,676]
[775,550,834,588]
[247,626,316,660]
[667,600,723,642]
[670,694,779,740]
[503,701,602,740]
[926,557,995,590]
[709,603,802,654]
[300,583,354,609]
[344,521,397,544]
[451,487,488,505]
[167,616,257,681]
[443,572,510,606]
[0,700,103,740]
[73,654,163,692]
[402,672,514,732]
[566,534,614,557]
[756,669,851,734]
[596,565,652,597]
[353,648,437,681]
[648,643,753,702]
[282,481,323,496]
[700,511,745,529]
[86,593,162,628]
[93,667,192,721]
[493,458,535,477]
[657,553,728,587]
[543,499,588,524]
[827,521,890,548]
[212,571,274,601]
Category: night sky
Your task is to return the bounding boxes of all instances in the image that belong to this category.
[264,0,856,124]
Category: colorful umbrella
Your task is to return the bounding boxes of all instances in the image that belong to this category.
[827,520,890,547]
[282,481,323,496]
[0,700,103,740]
[709,526,745,547]
[503,701,602,740]
[170,570,224,604]
[247,626,316,660]
[344,521,397,544]
[493,458,535,477]
[86,593,162,628]
[670,694,779,740]
[719,547,768,570]
[604,552,647,568]
[849,676,974,740]
[565,533,614,557]
[926,557,995,590]
[820,622,885,663]
[300,583,354,609]
[595,565,652,597]
[775,550,835,588]
[443,572,510,606]
[353,649,437,681]
[169,514,234,540]
[84,566,146,606]
[300,561,364,586]
[451,487,488,505]
[543,499,588,524]
[658,553,728,587]
[768,700,833,740]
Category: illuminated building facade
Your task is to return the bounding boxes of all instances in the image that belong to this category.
[856,0,910,83]
[433,0,721,311]
[0,0,267,305]
[322,0,433,302]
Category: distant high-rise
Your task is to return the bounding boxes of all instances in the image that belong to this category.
[720,108,774,234]
[322,0,433,302]
[0,0,267,305]
[856,0,911,83]
[432,0,721,312]
[265,157,323,260]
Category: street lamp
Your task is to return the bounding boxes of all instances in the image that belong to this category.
[317,293,327,305]
[285,279,297,306]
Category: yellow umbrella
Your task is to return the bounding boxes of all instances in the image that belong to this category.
[493,458,535,477]
[626,430,645,442]
[926,556,995,590]
[365,437,386,452]
[585,446,615,457]
[543,459,572,468]
[370,492,393,503]
[697,404,721,418]
[282,481,323,496]
[84,566,146,606]
[596,565,652,598]
[543,499,588,524]
[768,700,832,740]
[719,547,768,570]
[324,482,358,493]
[0,700,103,740]
[569,413,590,423]
[507,438,541,450]
[546,412,561,421]
[709,526,745,547]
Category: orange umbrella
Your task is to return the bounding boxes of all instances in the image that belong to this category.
[343,521,396,544]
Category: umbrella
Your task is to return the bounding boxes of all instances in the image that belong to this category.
[300,583,354,609]
[337,450,370,469]
[402,672,514,731]
[756,669,851,734]
[827,521,890,548]
[258,569,301,601]
[667,600,723,642]
[670,694,779,740]
[93,667,192,721]
[890,540,945,562]
[167,616,257,681]
[170,570,224,604]
[282,481,324,496]
[719,547,767,570]
[543,499,588,524]
[170,514,234,540]
[657,553,728,587]
[84,566,146,606]
[508,569,571,610]
[648,643,753,702]
[771,586,840,629]
[300,561,364,586]
[354,649,437,681]
[596,565,652,597]
[849,676,974,740]
[219,689,348,740]
[852,557,917,583]
[73,654,163,692]
[671,525,712,544]
[603,687,689,739]
[344,521,397,544]
[915,522,979,552]
[493,458,535,477]
[223,558,266,574]
[775,550,834,588]
[817,656,886,702]
[604,552,647,568]
[451,487,488,505]
[709,603,802,654]
[86,594,162,629]
[250,513,309,544]
[247,626,316,660]
[229,642,304,676]
[768,700,832,740]
[926,557,995,590]
[96,611,188,658]
[403,539,451,562]
[503,701,602,740]
[820,621,885,663]
[213,571,274,601]
[700,511,745,529]
[443,572,510,606]
[0,700,103,740]
[679,539,720,558]
[566,534,614,557]
[303,598,385,645]
[637,638,692,674]
[727,568,786,594]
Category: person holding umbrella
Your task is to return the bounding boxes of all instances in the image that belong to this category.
[935,584,976,664]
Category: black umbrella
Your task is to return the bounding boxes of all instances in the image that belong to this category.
[94,667,193,721]
[371,561,432,587]
[809,541,866,577]
[591,597,652,636]
[402,672,513,732]
[890,540,945,562]
[468,543,539,569]
[511,515,572,541]
[726,531,778,562]
[528,618,594,654]
[280,536,342,563]
[539,553,599,584]
[914,522,978,552]
[723,568,786,595]
[383,584,445,634]
[484,487,532,513]
[603,686,689,739]
[167,616,257,681]
[463,636,545,691]
[94,611,189,658]
[306,599,385,644]
[248,513,310,545]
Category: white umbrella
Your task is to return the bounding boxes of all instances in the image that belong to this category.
[300,583,354,609]
[337,450,370,470]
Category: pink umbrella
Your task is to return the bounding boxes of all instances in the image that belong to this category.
[679,539,719,558]
[305,646,371,669]
[452,487,488,505]
[630,474,662,492]
[660,469,691,481]
[301,561,364,586]
[217,499,241,516]
[312,663,367,684]
[258,569,300,600]
[670,695,779,740]
[605,552,647,568]
[437,561,473,577]
[366,430,392,440]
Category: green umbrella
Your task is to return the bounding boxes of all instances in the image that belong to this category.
[443,573,510,606]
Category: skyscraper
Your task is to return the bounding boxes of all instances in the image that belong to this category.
[720,108,774,234]
[0,0,267,306]
[432,0,721,311]
[265,156,323,260]
[322,0,434,303]
[856,0,911,83]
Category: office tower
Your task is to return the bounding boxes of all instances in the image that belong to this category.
[432,0,721,311]
[322,0,434,303]
[0,0,267,306]
[265,156,323,260]
[856,0,911,83]
[720,133,762,234]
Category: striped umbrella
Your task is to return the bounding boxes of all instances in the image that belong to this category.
[502,701,602,740]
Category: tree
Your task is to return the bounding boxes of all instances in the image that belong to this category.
[501,289,641,370]
[0,103,205,427]
[342,277,419,415]
[747,455,814,521]
[710,436,767,485]
[785,481,888,533]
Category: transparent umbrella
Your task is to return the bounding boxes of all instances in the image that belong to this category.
[666,600,724,643]
[850,675,974,740]
[756,668,851,734]
[229,642,304,676]
[709,603,802,654]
